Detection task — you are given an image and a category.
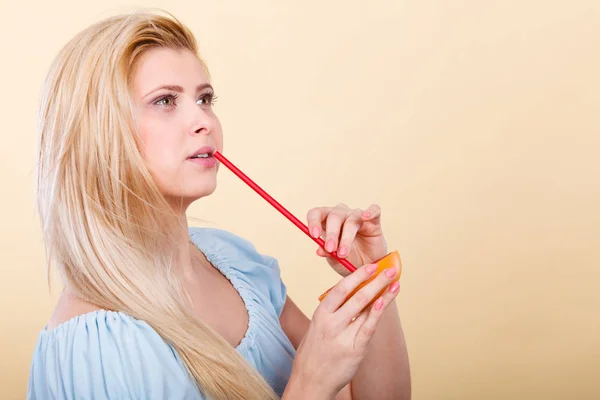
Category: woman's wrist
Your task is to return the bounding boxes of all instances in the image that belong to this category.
[282,368,335,400]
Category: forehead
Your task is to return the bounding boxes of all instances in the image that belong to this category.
[132,47,209,94]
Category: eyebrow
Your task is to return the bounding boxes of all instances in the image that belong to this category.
[143,83,214,99]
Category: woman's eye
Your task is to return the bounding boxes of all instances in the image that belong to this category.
[197,93,217,106]
[152,92,216,108]
[155,94,177,107]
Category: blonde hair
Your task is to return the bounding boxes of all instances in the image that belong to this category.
[35,9,279,399]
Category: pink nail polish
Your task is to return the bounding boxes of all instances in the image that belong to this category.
[374,297,384,310]
[385,267,397,278]
[363,211,371,218]
[338,246,347,257]
[389,281,400,293]
[366,264,377,274]
[326,240,334,252]
[311,227,319,238]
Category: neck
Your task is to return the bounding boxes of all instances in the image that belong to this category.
[172,212,198,279]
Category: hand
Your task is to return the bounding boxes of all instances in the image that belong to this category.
[287,261,401,399]
[307,203,388,277]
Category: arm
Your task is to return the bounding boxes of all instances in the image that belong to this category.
[350,300,411,400]
[280,295,410,400]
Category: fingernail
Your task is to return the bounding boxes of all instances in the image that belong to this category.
[366,264,378,274]
[338,246,347,257]
[362,211,371,218]
[389,281,400,293]
[385,267,396,278]
[326,239,334,252]
[374,297,384,310]
[312,227,320,238]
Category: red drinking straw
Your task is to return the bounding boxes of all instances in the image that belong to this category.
[214,151,358,273]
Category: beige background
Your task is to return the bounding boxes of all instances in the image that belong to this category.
[1,0,599,399]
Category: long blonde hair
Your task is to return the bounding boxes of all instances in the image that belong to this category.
[35,9,279,399]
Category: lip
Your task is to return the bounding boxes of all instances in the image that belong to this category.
[187,146,216,159]
[187,145,218,168]
[188,156,217,168]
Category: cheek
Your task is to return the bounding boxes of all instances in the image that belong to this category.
[212,118,224,151]
[139,119,183,181]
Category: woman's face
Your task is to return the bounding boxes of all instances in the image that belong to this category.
[132,47,223,209]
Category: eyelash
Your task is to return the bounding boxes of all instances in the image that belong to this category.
[153,92,218,108]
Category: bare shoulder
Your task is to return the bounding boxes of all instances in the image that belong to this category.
[46,290,103,330]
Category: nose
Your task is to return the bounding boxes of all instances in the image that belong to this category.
[189,108,215,136]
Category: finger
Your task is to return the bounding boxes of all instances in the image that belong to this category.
[336,264,398,321]
[319,262,379,313]
[352,281,400,349]
[361,204,382,221]
[316,246,329,257]
[349,307,369,326]
[324,204,350,253]
[337,209,363,258]
[306,207,330,239]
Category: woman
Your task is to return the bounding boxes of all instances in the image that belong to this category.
[28,9,410,400]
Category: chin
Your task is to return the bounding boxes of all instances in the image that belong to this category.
[190,186,217,200]
[185,182,217,199]
[164,182,217,210]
